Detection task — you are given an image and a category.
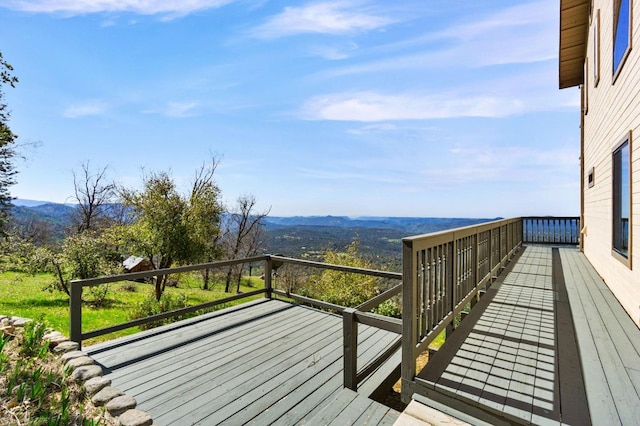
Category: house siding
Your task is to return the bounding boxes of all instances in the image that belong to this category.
[582,0,640,326]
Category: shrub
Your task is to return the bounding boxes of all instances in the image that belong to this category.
[120,282,138,292]
[128,291,191,330]
[301,241,379,307]
[372,299,402,318]
[21,319,48,358]
[1,322,113,424]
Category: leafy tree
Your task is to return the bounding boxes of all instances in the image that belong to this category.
[301,240,380,307]
[0,51,19,234]
[117,160,223,300]
[28,232,120,302]
[0,232,38,272]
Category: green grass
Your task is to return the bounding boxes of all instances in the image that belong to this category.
[0,271,264,345]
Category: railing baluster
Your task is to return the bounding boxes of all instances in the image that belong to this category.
[521,216,580,245]
[401,217,524,403]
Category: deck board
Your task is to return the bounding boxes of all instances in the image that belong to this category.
[111,306,315,392]
[560,248,640,426]
[86,298,400,425]
[411,246,640,425]
[415,246,589,424]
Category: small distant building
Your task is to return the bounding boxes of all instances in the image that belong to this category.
[122,256,153,273]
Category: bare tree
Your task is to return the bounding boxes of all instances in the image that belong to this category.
[222,194,270,292]
[71,162,115,233]
[10,216,54,246]
[189,158,223,290]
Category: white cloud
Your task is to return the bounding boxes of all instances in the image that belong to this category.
[63,100,108,118]
[302,91,525,122]
[252,1,393,38]
[298,166,404,184]
[347,123,398,134]
[419,145,578,186]
[143,101,200,117]
[2,0,236,16]
[311,41,359,60]
[164,101,199,117]
[318,0,557,78]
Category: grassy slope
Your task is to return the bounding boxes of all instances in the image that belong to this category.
[0,272,264,345]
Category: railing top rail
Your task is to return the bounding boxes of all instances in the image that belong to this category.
[521,216,580,220]
[269,255,402,280]
[401,217,521,244]
[71,254,402,289]
[71,255,271,288]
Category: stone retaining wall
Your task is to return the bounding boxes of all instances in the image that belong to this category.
[1,315,154,426]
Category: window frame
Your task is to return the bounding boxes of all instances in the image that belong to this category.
[594,9,601,86]
[611,132,632,268]
[583,59,589,114]
[613,0,633,83]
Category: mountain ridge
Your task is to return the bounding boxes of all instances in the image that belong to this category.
[10,199,496,265]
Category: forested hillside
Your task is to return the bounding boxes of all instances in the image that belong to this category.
[11,200,495,269]
[264,216,496,267]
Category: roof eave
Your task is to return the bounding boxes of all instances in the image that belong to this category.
[559,0,590,89]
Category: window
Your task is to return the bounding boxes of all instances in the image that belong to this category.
[588,166,595,188]
[583,60,589,114]
[613,0,632,79]
[594,9,600,86]
[612,137,631,264]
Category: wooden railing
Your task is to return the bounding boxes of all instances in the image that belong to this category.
[70,216,579,398]
[400,218,522,402]
[69,254,402,392]
[522,216,580,244]
[266,255,403,391]
[399,216,579,402]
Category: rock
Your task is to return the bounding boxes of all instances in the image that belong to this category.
[67,356,94,369]
[61,350,88,362]
[53,341,79,353]
[48,336,70,347]
[43,331,65,341]
[1,325,15,335]
[118,409,153,426]
[0,315,8,324]
[106,395,137,417]
[92,386,124,406]
[84,376,112,396]
[72,364,103,382]
[11,317,31,327]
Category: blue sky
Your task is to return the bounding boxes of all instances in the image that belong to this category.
[1,0,580,217]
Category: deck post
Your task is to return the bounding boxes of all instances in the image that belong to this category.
[401,239,417,403]
[264,258,273,299]
[451,238,457,331]
[343,307,358,391]
[70,280,83,349]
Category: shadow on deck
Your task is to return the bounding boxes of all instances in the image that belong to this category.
[409,246,640,425]
[86,299,401,425]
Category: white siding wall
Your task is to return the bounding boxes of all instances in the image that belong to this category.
[583,0,640,326]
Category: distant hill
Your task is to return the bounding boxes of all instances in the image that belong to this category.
[10,203,76,242]
[13,198,53,207]
[265,216,499,234]
[264,216,497,268]
[9,200,496,269]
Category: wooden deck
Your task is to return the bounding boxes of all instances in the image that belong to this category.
[85,298,400,425]
[560,248,640,425]
[413,246,640,425]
